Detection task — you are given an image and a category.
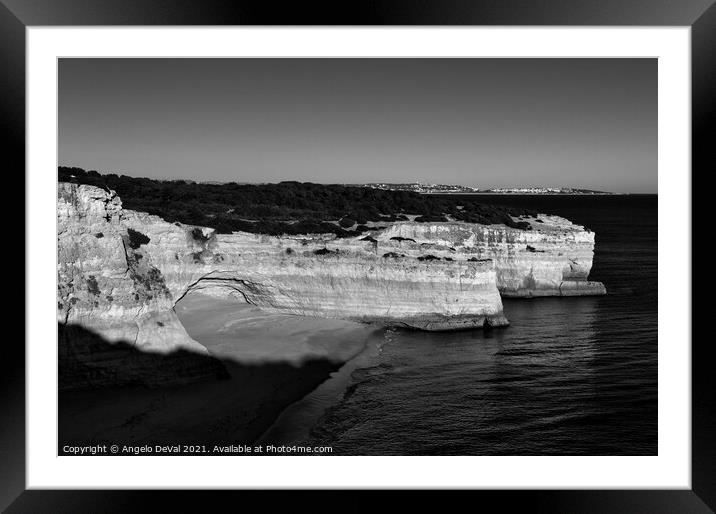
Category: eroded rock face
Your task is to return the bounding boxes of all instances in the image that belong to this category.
[57,184,204,352]
[380,216,606,297]
[57,183,605,372]
[57,184,230,389]
[109,196,507,332]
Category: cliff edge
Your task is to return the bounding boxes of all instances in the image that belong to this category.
[57,183,605,386]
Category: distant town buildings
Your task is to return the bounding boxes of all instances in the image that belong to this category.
[357,183,612,195]
[362,182,480,194]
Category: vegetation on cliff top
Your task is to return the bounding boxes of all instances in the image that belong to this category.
[59,166,535,237]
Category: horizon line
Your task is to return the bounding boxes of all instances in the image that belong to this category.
[57,164,657,195]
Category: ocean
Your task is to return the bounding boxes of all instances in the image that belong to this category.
[260,194,658,455]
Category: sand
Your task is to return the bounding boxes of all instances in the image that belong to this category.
[59,293,375,450]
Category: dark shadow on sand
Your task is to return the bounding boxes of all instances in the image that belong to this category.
[58,323,341,451]
[59,323,230,391]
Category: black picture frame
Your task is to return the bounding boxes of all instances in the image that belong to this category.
[4,1,712,512]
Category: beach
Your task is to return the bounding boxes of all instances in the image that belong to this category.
[59,293,374,450]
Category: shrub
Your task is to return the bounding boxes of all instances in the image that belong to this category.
[417,255,439,261]
[127,228,150,249]
[58,166,541,236]
[86,275,100,296]
[191,227,210,243]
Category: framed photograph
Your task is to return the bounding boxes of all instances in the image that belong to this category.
[6,0,711,511]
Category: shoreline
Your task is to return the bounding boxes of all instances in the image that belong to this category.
[258,328,388,445]
[59,293,376,448]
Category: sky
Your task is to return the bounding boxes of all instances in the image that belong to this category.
[58,58,656,193]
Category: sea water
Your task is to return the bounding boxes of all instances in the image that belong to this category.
[264,195,658,455]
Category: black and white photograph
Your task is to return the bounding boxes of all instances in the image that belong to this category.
[56,57,657,457]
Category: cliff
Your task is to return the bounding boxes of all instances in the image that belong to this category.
[57,183,604,385]
[57,184,229,389]
[380,218,606,297]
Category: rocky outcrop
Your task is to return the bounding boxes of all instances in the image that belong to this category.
[57,183,605,378]
[380,217,606,297]
[57,184,229,389]
[58,184,206,352]
[58,182,506,333]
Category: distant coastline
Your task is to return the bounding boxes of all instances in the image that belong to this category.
[75,172,630,196]
[116,175,626,195]
[424,191,624,196]
[351,183,622,195]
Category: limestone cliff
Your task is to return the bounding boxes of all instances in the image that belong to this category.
[380,217,606,297]
[57,184,229,389]
[57,183,605,379]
